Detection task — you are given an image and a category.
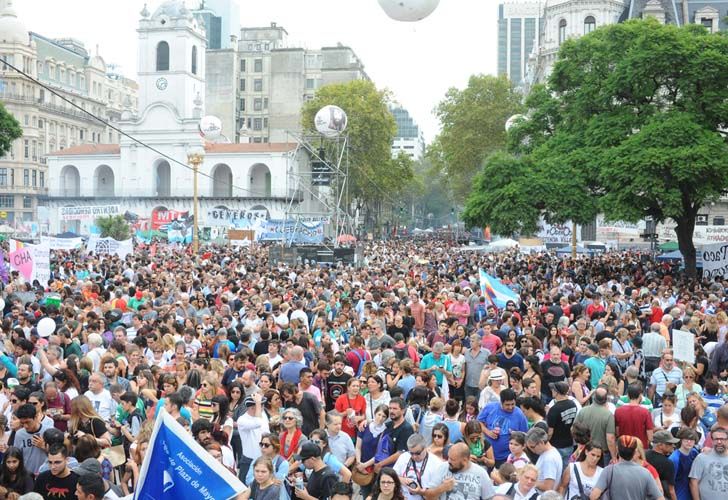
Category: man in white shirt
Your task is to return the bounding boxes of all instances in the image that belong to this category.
[86,334,106,373]
[393,434,443,500]
[83,374,115,420]
[431,442,497,500]
[237,393,268,484]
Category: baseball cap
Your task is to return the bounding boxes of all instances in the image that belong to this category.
[294,442,321,461]
[652,430,679,445]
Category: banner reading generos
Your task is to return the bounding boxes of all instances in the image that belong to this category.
[60,205,121,221]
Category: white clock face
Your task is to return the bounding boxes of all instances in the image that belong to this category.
[156,77,168,91]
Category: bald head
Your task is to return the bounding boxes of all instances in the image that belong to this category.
[449,442,470,460]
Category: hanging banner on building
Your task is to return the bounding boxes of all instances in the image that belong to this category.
[206,207,270,227]
[258,220,325,244]
[60,205,121,221]
[40,236,85,250]
[151,208,189,230]
[702,243,728,279]
[86,237,134,259]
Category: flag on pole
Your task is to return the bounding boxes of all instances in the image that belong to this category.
[134,409,247,500]
[479,269,520,309]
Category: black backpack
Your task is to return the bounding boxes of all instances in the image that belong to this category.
[394,345,408,361]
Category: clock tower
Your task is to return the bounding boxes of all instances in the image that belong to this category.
[136,0,206,120]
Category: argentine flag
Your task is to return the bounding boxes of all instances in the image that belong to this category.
[479,269,520,309]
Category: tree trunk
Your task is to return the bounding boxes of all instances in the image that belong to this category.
[675,215,697,278]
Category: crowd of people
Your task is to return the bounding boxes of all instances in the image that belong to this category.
[0,238,727,500]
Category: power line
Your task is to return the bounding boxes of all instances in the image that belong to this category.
[2,59,271,197]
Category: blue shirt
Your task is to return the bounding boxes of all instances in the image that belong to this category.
[419,352,452,385]
[397,375,416,400]
[477,402,528,461]
[279,361,307,384]
[670,448,699,500]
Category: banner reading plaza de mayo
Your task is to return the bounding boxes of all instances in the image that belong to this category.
[134,409,246,500]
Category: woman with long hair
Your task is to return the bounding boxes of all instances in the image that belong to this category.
[69,395,111,448]
[522,356,542,395]
[448,339,466,401]
[601,363,624,397]
[73,434,114,481]
[462,420,495,469]
[228,381,245,463]
[246,456,283,500]
[366,467,404,500]
[194,373,221,421]
[52,368,81,399]
[427,422,450,460]
[364,375,391,423]
[0,447,33,495]
[335,378,366,438]
[675,367,702,409]
[130,368,154,395]
[211,395,233,445]
[558,442,603,499]
[246,433,289,500]
[570,365,592,406]
[653,393,682,432]
[458,396,479,425]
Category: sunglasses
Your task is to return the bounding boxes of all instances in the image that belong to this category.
[283,415,295,421]
[433,434,445,439]
[259,442,272,448]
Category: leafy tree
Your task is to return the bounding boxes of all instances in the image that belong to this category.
[96,215,130,240]
[430,75,523,198]
[0,102,22,157]
[466,20,728,276]
[301,80,405,215]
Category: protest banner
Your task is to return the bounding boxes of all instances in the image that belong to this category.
[8,247,33,281]
[40,236,84,250]
[86,237,134,259]
[672,329,696,365]
[7,240,50,286]
[258,220,325,244]
[701,242,728,279]
[134,409,246,500]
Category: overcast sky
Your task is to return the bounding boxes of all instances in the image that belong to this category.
[16,0,499,142]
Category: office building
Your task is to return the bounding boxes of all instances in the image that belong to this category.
[390,106,425,161]
[497,1,540,86]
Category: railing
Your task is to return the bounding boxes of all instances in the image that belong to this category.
[1,93,95,122]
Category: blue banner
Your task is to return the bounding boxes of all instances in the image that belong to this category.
[134,410,246,500]
[258,220,325,244]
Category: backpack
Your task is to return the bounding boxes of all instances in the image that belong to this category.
[410,403,424,432]
[394,345,408,361]
[352,349,367,377]
[474,304,488,323]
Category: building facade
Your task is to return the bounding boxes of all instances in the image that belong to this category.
[205,23,369,144]
[497,1,540,86]
[0,0,137,224]
[44,0,318,236]
[390,106,425,161]
[192,0,241,50]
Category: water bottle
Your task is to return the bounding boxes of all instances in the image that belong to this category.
[295,477,304,491]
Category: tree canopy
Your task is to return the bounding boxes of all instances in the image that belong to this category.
[301,80,411,214]
[96,215,130,241]
[0,102,22,157]
[430,74,523,198]
[464,20,728,276]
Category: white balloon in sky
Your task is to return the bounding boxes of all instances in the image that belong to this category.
[314,105,348,138]
[378,0,440,22]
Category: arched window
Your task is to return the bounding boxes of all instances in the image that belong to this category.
[156,41,169,71]
[558,19,567,45]
[191,46,198,75]
[584,16,596,34]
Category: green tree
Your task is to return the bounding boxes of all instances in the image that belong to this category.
[466,20,728,275]
[0,102,22,157]
[96,215,130,240]
[430,75,523,198]
[301,80,405,216]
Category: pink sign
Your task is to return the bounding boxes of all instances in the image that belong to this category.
[8,248,33,281]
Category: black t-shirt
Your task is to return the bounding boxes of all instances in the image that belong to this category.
[302,466,337,500]
[645,449,675,494]
[326,372,351,412]
[540,360,570,396]
[291,392,321,436]
[387,324,411,339]
[547,399,578,448]
[387,420,414,453]
[254,340,270,357]
[33,470,79,500]
[79,417,107,438]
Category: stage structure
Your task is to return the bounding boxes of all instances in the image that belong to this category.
[283,130,354,249]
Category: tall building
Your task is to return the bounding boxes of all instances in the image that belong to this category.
[497,1,540,86]
[0,0,137,225]
[192,0,241,50]
[44,0,317,236]
[205,23,369,144]
[390,106,424,161]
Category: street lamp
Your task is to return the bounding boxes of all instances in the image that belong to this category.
[187,145,205,254]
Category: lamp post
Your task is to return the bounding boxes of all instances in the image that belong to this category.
[187,146,205,254]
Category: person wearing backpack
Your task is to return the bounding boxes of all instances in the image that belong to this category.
[111,392,145,455]
[345,336,371,378]
[292,442,338,500]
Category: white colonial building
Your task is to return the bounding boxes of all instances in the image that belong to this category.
[44,0,318,236]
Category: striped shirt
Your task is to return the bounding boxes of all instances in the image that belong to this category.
[642,332,667,359]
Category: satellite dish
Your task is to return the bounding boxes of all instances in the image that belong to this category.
[314,105,348,138]
[378,0,440,22]
[198,115,223,140]
[505,114,526,132]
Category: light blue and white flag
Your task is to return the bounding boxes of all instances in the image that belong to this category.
[479,269,520,309]
[134,409,246,500]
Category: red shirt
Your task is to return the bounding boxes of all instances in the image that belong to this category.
[335,393,366,437]
[615,404,654,448]
[345,348,370,374]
